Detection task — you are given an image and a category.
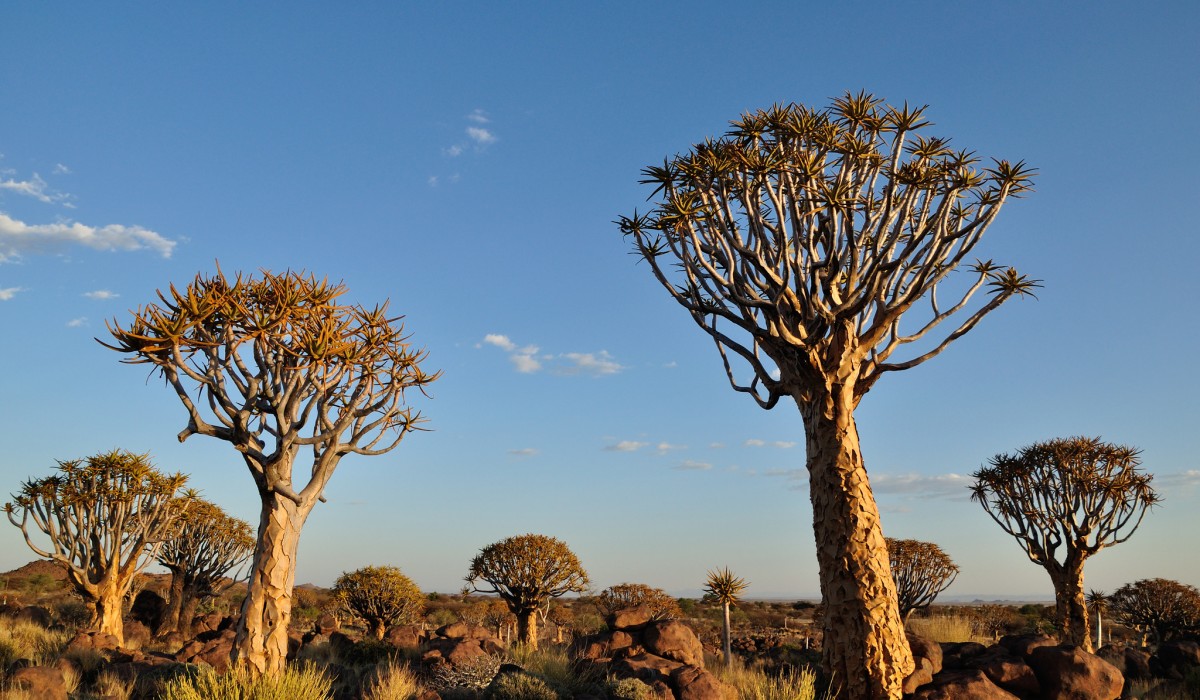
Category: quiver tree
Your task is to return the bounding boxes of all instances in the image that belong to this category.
[465,534,589,649]
[1109,578,1200,645]
[970,436,1159,651]
[1087,590,1108,648]
[886,538,959,622]
[617,92,1036,699]
[332,566,424,639]
[597,582,682,621]
[102,268,438,676]
[704,567,748,668]
[155,497,254,638]
[4,450,189,644]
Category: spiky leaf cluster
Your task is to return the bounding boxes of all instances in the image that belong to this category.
[703,567,749,606]
[617,91,1037,407]
[101,267,439,506]
[465,534,589,615]
[333,565,425,638]
[886,538,959,619]
[1109,578,1200,643]
[5,450,189,603]
[597,582,683,620]
[970,436,1159,568]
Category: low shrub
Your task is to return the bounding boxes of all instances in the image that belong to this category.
[714,658,823,700]
[485,670,560,700]
[362,660,422,700]
[907,615,976,643]
[159,662,333,700]
[428,654,503,694]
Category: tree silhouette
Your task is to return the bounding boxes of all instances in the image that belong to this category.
[103,267,438,675]
[465,534,589,650]
[5,450,188,644]
[618,92,1035,699]
[155,497,254,638]
[704,567,748,667]
[970,436,1158,651]
[1109,578,1200,645]
[333,566,425,639]
[886,538,959,622]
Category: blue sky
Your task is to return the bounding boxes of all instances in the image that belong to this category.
[1,2,1197,600]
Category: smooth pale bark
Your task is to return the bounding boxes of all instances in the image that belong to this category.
[798,387,914,700]
[516,609,539,649]
[94,578,126,645]
[232,494,310,676]
[721,602,733,666]
[1049,560,1092,652]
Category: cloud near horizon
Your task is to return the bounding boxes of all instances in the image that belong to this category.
[0,212,176,262]
[84,289,118,300]
[479,333,624,377]
[870,472,974,500]
[674,460,712,471]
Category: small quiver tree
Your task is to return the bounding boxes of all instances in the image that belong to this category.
[597,582,683,621]
[155,497,254,639]
[102,268,438,676]
[704,567,748,668]
[970,436,1159,651]
[886,538,959,622]
[1087,590,1108,648]
[332,566,425,640]
[465,534,589,650]
[4,450,189,644]
[1109,578,1200,646]
[618,92,1037,700]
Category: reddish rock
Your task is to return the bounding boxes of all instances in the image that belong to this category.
[386,624,426,649]
[1151,640,1200,680]
[15,605,53,628]
[670,665,729,700]
[9,666,68,700]
[998,633,1058,658]
[1027,645,1123,700]
[612,652,685,685]
[611,606,655,631]
[175,629,236,672]
[942,641,991,669]
[437,621,492,640]
[644,620,705,668]
[975,654,1040,697]
[908,633,944,675]
[904,656,936,695]
[314,612,339,634]
[912,669,1021,699]
[123,620,152,650]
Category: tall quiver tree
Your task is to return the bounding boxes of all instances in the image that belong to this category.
[704,567,748,668]
[618,92,1036,699]
[155,497,254,639]
[970,436,1159,651]
[4,450,189,644]
[887,538,959,622]
[465,534,589,650]
[102,268,438,676]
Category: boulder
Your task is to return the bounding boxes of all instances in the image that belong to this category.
[903,655,936,695]
[610,606,655,631]
[573,630,641,661]
[912,669,1022,699]
[644,620,705,668]
[9,666,68,700]
[130,589,167,632]
[973,653,1040,697]
[1027,645,1123,700]
[175,628,236,672]
[998,634,1058,658]
[1151,640,1200,680]
[670,664,730,700]
[908,632,944,675]
[942,641,990,670]
[611,652,685,686]
[15,605,53,628]
[314,612,340,635]
[123,620,152,650]
[386,624,426,649]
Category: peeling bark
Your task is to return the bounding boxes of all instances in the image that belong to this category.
[1050,560,1092,651]
[799,388,914,700]
[516,609,539,649]
[232,494,309,676]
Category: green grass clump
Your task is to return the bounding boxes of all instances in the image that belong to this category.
[159,662,333,700]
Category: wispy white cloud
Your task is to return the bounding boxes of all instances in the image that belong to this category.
[508,448,539,458]
[772,441,797,449]
[744,439,766,447]
[656,442,686,454]
[0,287,22,301]
[442,110,499,160]
[0,174,60,204]
[53,164,71,175]
[675,460,712,471]
[1158,470,1200,489]
[871,472,973,500]
[605,440,647,452]
[709,442,725,449]
[66,317,87,327]
[83,289,118,300]
[444,144,465,158]
[744,438,795,449]
[0,213,176,262]
[466,109,490,124]
[479,334,623,377]
[466,127,496,145]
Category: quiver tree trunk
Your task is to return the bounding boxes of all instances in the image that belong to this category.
[232,494,310,676]
[1049,559,1091,651]
[799,388,914,700]
[516,608,539,649]
[94,578,126,645]
[721,601,733,666]
[160,568,187,637]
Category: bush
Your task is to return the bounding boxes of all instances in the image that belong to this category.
[428,655,503,694]
[714,658,823,700]
[159,662,333,700]
[0,618,69,666]
[485,671,560,700]
[606,676,652,700]
[362,660,422,700]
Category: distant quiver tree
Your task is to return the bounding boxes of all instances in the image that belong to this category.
[970,436,1159,651]
[886,538,959,622]
[155,497,254,638]
[618,92,1036,699]
[704,567,748,668]
[465,534,589,650]
[1109,578,1200,645]
[102,267,438,676]
[4,450,189,644]
[597,582,683,621]
[333,565,424,639]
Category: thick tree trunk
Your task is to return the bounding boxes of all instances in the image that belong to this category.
[178,589,201,640]
[94,580,126,645]
[798,390,914,700]
[232,494,309,676]
[160,569,186,637]
[369,619,386,640]
[516,608,539,649]
[1050,561,1091,651]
